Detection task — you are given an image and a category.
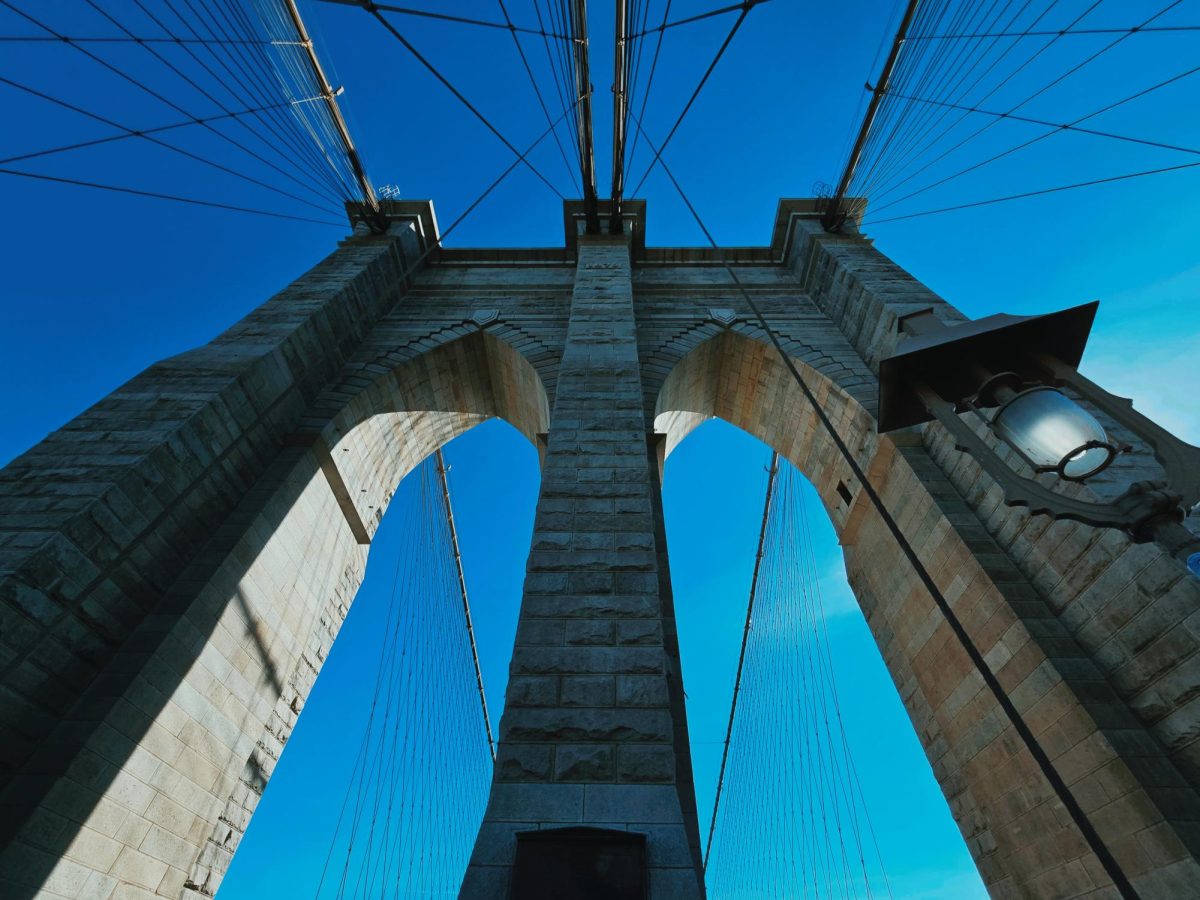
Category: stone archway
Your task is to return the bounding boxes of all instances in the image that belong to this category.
[6,201,1200,900]
[0,328,548,900]
[653,328,1200,898]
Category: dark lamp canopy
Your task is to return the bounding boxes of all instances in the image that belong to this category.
[878,301,1099,433]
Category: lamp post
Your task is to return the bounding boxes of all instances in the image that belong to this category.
[877,301,1200,576]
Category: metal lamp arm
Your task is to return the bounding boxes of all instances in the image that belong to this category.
[914,383,1180,535]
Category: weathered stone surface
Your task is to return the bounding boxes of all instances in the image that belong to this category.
[463,234,706,897]
[560,675,615,708]
[617,745,676,783]
[554,745,614,782]
[496,745,552,783]
[501,708,672,744]
[2,200,1198,900]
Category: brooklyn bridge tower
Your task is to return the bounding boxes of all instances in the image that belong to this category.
[1,1,1199,898]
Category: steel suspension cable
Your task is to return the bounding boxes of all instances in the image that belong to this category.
[623,0,673,185]
[628,6,753,197]
[0,77,322,165]
[531,0,578,149]
[338,0,567,199]
[236,0,363,200]
[632,108,1141,899]
[0,0,344,213]
[169,0,353,200]
[858,0,1081,202]
[80,0,345,205]
[870,57,1200,215]
[497,0,581,194]
[316,0,569,39]
[629,0,770,38]
[867,0,1187,212]
[143,0,355,205]
[567,0,600,230]
[703,451,778,871]
[435,449,495,759]
[217,0,361,201]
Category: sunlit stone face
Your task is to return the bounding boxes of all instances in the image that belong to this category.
[993,386,1111,479]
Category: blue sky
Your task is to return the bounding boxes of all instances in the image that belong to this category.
[1,0,1198,897]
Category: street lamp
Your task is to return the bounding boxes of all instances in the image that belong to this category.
[877,301,1200,575]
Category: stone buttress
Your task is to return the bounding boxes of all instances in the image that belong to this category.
[460,234,706,898]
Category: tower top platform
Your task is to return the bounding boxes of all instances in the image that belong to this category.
[344,197,866,266]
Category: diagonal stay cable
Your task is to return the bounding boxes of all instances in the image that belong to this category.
[871,59,1200,214]
[0,75,343,215]
[854,0,1092,203]
[316,0,570,38]
[630,0,771,38]
[0,0,342,210]
[869,0,1187,208]
[863,158,1200,225]
[81,0,346,204]
[0,167,344,226]
[854,0,1031,202]
[885,88,1200,157]
[848,0,984,205]
[496,0,580,194]
[908,23,1200,40]
[137,0,352,205]
[0,76,322,165]
[0,34,301,45]
[629,109,1142,900]
[628,6,752,197]
[624,0,673,186]
[166,0,355,201]
[372,91,587,280]
[338,0,566,199]
[1,84,581,234]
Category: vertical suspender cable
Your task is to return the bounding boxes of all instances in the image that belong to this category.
[631,108,1140,897]
[704,451,779,869]
[569,0,601,232]
[609,0,631,232]
[822,0,921,232]
[435,449,496,759]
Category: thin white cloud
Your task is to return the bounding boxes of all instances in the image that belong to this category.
[1080,263,1200,442]
[1081,333,1199,443]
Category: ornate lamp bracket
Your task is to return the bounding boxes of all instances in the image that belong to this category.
[913,382,1188,543]
[879,302,1200,565]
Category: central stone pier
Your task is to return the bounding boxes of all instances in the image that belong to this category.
[460,233,706,897]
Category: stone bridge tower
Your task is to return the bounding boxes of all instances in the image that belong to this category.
[1,199,1199,900]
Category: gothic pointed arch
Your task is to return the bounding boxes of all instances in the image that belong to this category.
[652,328,1200,897]
[0,324,549,899]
